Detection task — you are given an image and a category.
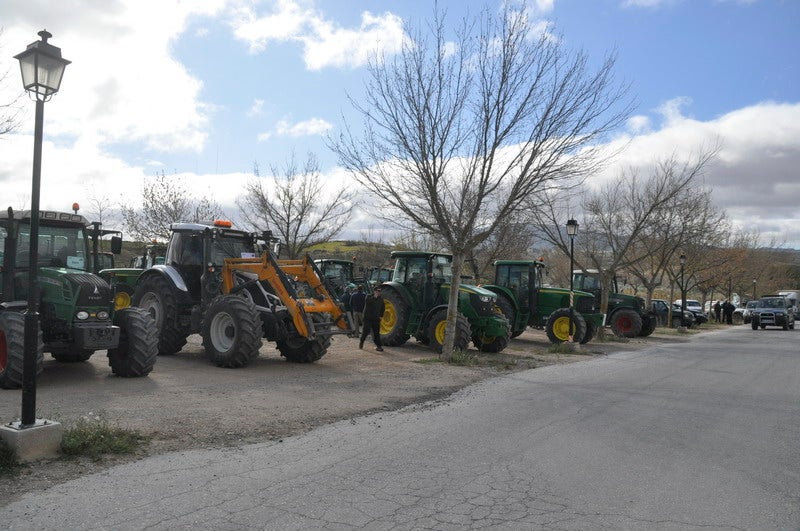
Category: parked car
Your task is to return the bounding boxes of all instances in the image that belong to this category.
[674,299,708,325]
[750,296,796,330]
[739,300,758,324]
[652,299,694,328]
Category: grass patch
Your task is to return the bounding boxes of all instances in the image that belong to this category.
[0,437,21,475]
[412,357,443,364]
[547,342,579,354]
[447,350,479,366]
[61,414,149,460]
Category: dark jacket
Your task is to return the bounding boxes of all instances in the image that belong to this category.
[363,294,385,321]
[350,291,366,313]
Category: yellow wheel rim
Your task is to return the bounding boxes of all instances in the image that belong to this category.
[553,316,572,341]
[381,299,397,335]
[114,290,132,310]
[434,320,447,344]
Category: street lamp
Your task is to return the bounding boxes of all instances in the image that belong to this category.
[679,253,687,318]
[14,30,70,428]
[566,219,579,340]
[752,278,756,302]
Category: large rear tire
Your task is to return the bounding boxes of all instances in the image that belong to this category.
[201,295,262,368]
[546,309,586,344]
[108,308,158,377]
[610,309,643,338]
[380,288,411,347]
[133,274,188,355]
[276,314,331,363]
[427,309,471,353]
[0,312,43,389]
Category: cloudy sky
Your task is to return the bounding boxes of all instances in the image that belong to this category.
[0,0,798,247]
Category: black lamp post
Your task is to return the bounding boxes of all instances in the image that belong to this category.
[752,278,756,302]
[14,30,70,428]
[566,219,578,340]
[679,253,687,318]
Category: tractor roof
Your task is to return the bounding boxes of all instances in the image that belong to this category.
[0,209,88,226]
[494,259,545,267]
[390,250,452,259]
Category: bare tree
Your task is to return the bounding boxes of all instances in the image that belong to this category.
[236,152,355,259]
[121,171,224,242]
[531,150,718,319]
[329,3,630,358]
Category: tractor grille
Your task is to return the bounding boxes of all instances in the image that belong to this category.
[65,273,113,306]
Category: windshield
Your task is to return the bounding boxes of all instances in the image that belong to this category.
[321,262,353,283]
[211,235,256,265]
[1,222,89,271]
[575,273,600,291]
[759,298,785,309]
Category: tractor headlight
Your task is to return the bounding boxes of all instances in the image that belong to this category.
[479,295,493,303]
[96,310,110,320]
[76,311,89,320]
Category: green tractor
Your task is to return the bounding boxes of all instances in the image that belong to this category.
[314,258,358,300]
[572,269,657,338]
[483,259,604,344]
[0,208,158,389]
[379,251,510,353]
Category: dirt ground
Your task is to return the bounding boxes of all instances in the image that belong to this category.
[0,326,695,504]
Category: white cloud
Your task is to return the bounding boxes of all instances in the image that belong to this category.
[229,1,409,70]
[258,117,332,141]
[248,98,265,116]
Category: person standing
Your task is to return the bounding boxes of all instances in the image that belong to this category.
[713,300,722,323]
[350,285,366,337]
[360,286,385,351]
[722,300,734,324]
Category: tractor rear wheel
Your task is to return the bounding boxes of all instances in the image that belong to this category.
[133,274,188,355]
[51,347,94,363]
[380,288,411,346]
[427,309,471,353]
[546,308,586,344]
[0,312,43,389]
[277,314,331,363]
[202,295,262,368]
[610,309,643,338]
[108,307,158,377]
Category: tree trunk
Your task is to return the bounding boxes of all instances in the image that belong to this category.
[440,253,465,361]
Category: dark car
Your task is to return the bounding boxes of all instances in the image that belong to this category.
[652,299,694,328]
[751,296,796,330]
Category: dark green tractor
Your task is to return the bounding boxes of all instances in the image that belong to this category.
[483,259,604,344]
[379,251,510,353]
[572,269,657,338]
[0,208,158,389]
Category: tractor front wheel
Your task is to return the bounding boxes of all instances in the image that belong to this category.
[546,309,586,344]
[580,321,596,344]
[202,295,262,368]
[0,312,43,389]
[380,288,411,347]
[277,314,331,363]
[108,307,158,377]
[472,309,511,353]
[610,309,643,338]
[133,274,188,355]
[427,309,471,353]
[495,296,523,338]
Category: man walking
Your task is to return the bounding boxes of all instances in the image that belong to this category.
[713,300,722,323]
[360,286,385,352]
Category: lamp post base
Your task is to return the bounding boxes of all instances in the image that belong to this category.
[0,419,63,462]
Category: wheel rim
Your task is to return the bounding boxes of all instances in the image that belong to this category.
[210,311,235,352]
[434,320,447,344]
[552,316,572,341]
[617,316,633,332]
[0,330,7,372]
[139,292,163,329]
[381,299,398,335]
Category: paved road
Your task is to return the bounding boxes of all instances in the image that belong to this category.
[2,327,798,529]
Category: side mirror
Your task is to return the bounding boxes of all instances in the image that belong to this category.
[110,236,122,254]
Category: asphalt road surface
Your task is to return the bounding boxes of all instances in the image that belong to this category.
[2,326,798,529]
